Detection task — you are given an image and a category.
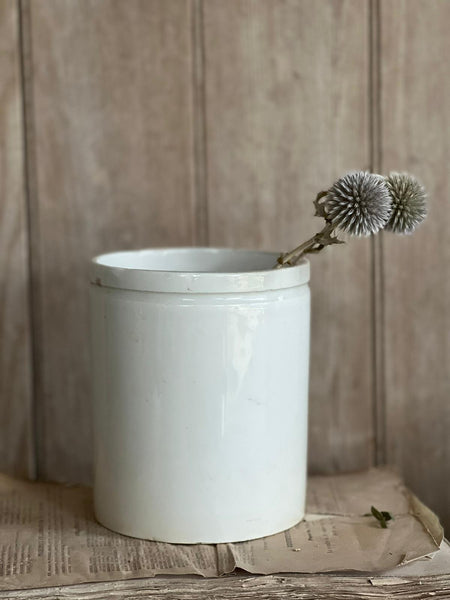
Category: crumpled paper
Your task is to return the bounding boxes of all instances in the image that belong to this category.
[0,468,443,590]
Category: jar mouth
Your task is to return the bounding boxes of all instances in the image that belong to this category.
[90,247,309,294]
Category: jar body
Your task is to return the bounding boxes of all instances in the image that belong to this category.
[90,248,310,543]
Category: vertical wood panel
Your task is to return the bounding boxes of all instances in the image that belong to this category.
[203,0,374,472]
[27,0,196,482]
[381,0,450,529]
[0,0,34,476]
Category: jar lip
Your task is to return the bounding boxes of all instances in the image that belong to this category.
[90,247,310,294]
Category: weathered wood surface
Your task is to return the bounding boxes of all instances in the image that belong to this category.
[0,0,34,477]
[203,0,374,473]
[380,0,450,531]
[2,573,450,600]
[25,0,197,482]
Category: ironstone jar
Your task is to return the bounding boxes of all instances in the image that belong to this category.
[90,247,310,543]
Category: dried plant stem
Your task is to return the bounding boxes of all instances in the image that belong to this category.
[274,223,336,268]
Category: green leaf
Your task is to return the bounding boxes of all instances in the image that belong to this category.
[370,506,392,529]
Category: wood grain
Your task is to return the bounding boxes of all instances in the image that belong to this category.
[380,0,450,529]
[0,0,34,477]
[203,0,374,472]
[26,0,197,482]
[3,572,450,600]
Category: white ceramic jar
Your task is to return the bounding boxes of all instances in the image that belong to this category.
[90,247,310,543]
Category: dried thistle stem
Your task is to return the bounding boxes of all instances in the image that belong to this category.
[275,222,336,268]
[274,191,331,268]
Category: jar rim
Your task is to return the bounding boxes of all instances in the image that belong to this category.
[90,247,310,294]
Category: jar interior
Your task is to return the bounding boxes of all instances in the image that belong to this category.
[95,248,280,273]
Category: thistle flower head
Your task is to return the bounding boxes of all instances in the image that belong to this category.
[325,171,392,236]
[384,172,427,234]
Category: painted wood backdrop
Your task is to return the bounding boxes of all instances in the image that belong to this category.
[1,0,449,529]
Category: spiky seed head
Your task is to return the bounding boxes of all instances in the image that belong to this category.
[325,171,392,236]
[384,172,427,234]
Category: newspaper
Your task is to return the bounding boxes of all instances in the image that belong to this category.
[0,468,443,590]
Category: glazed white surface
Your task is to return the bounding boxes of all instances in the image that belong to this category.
[90,248,310,543]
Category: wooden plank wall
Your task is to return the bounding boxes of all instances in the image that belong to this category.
[0,0,34,478]
[1,0,449,528]
[381,0,450,529]
[202,0,374,473]
[23,0,197,483]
